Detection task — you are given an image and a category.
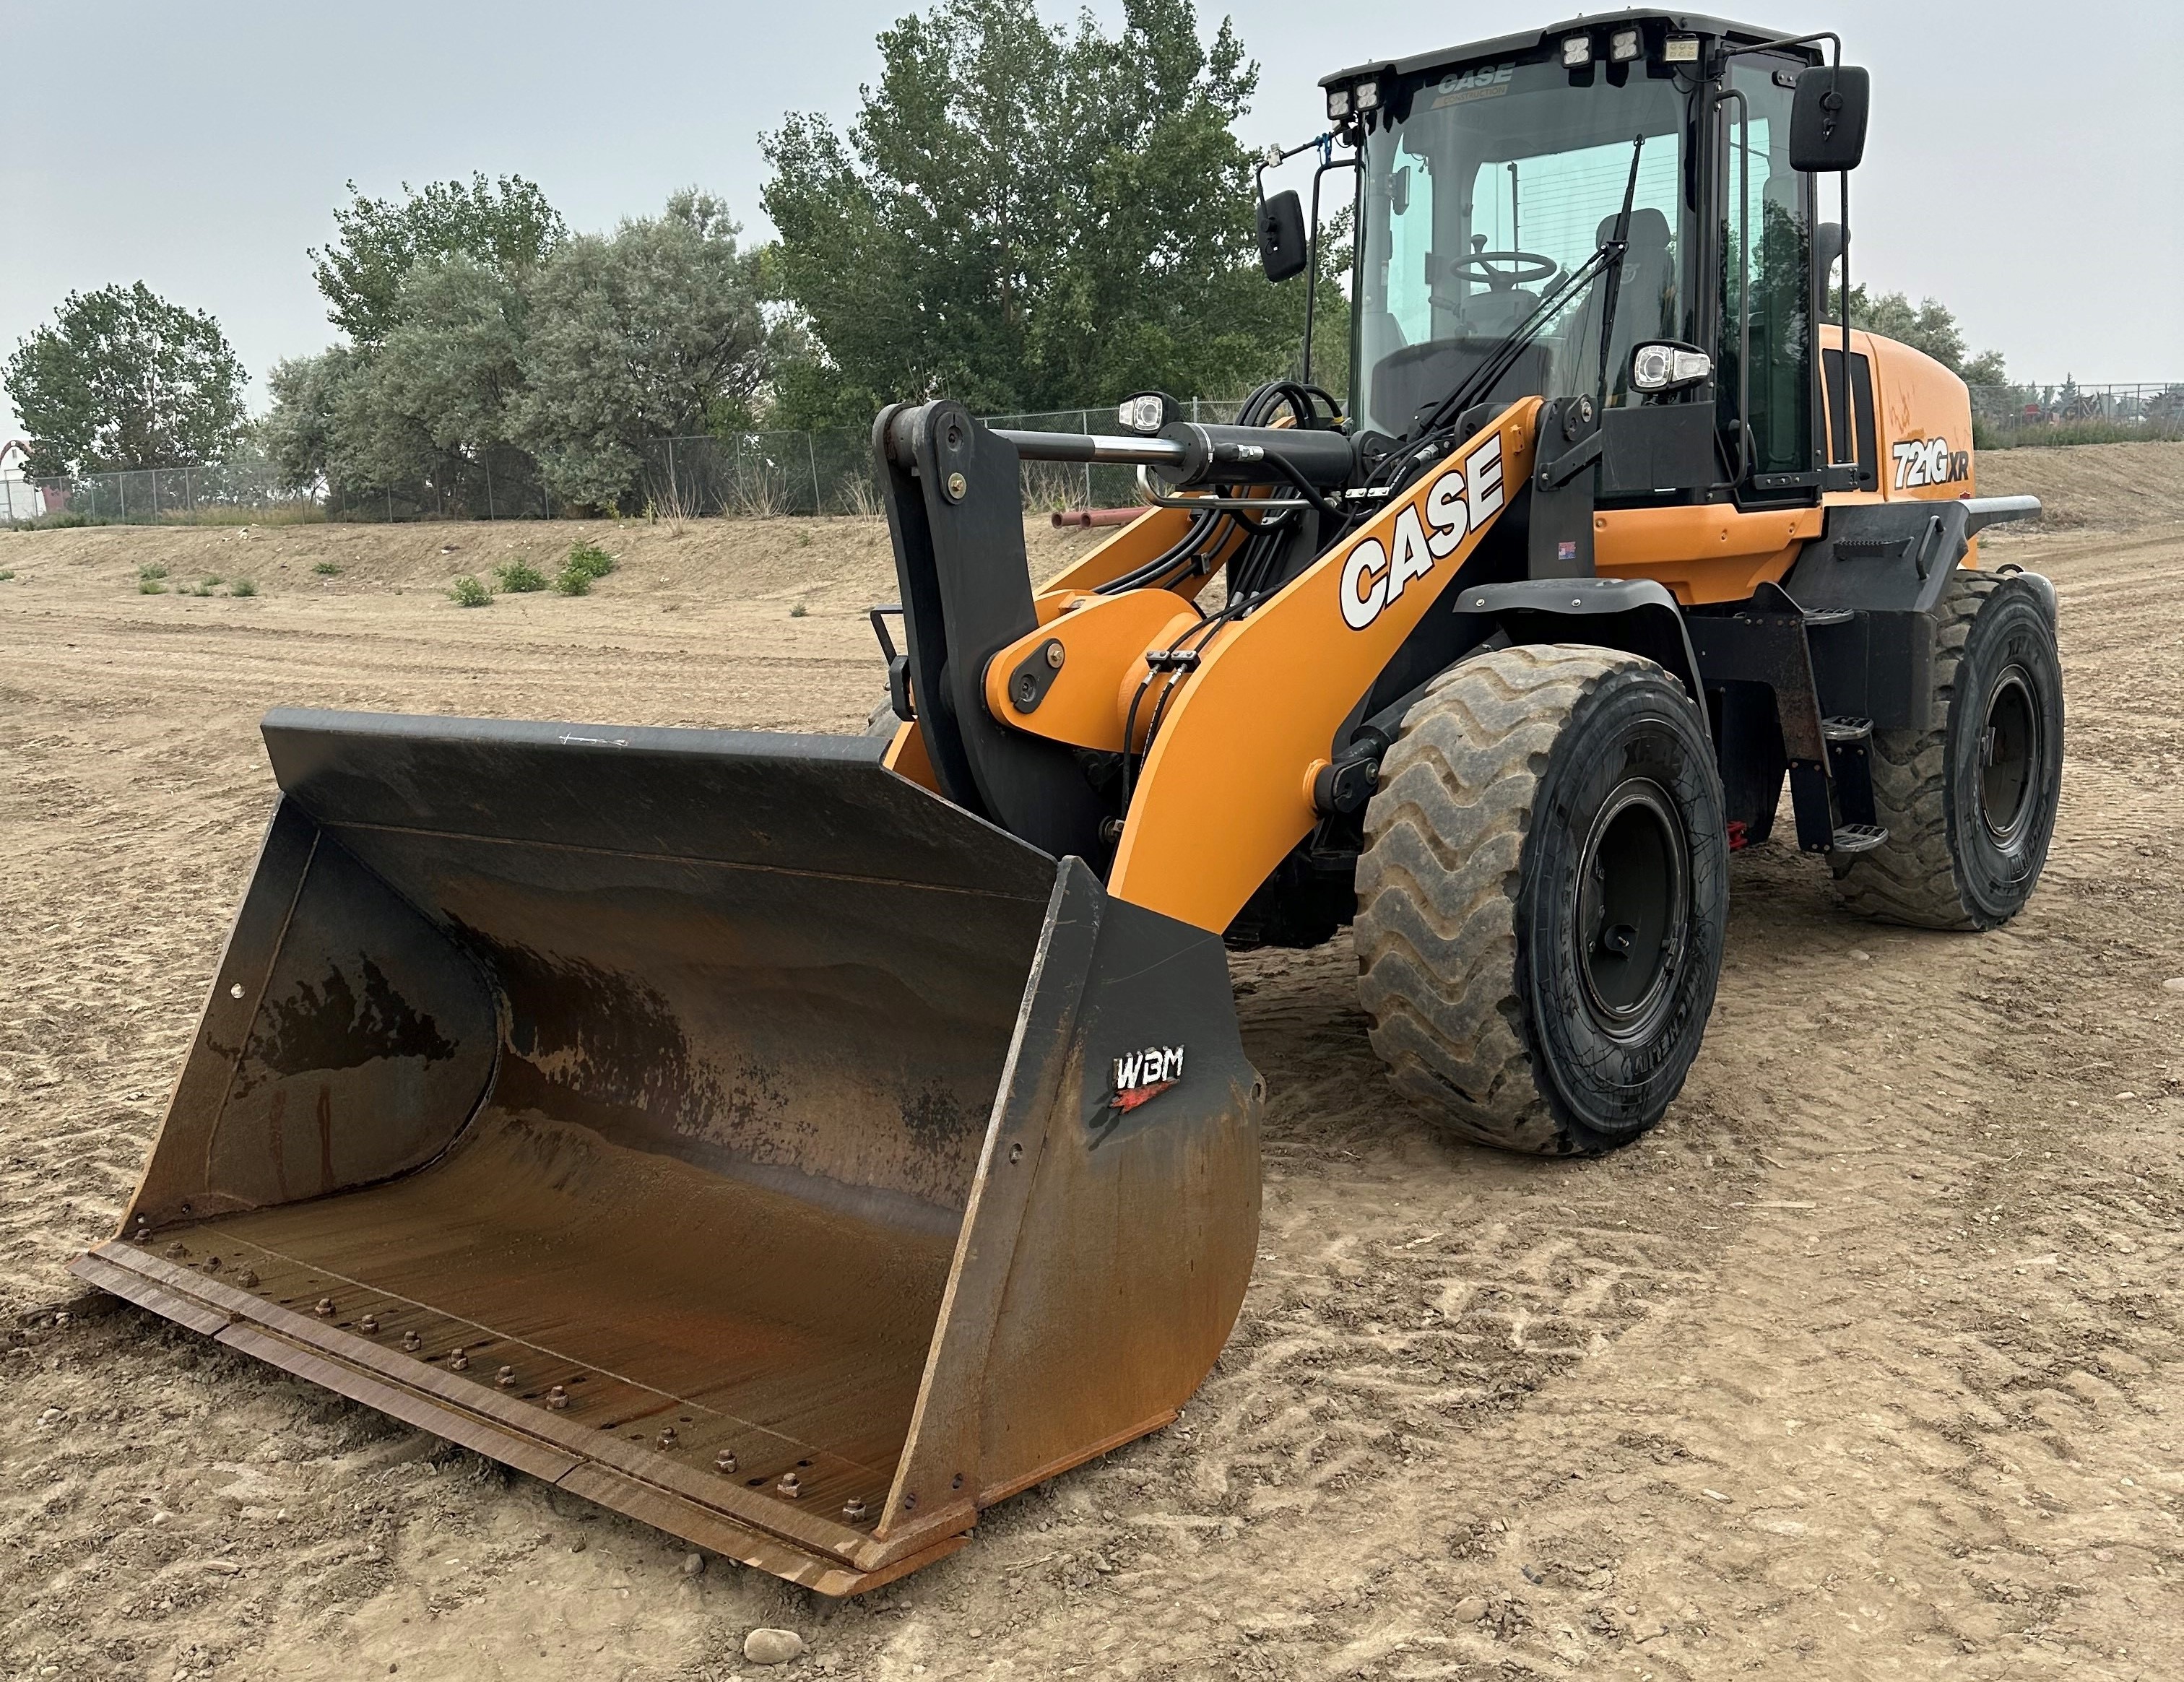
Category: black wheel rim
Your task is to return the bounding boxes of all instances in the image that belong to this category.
[1978,664,2040,846]
[1573,779,1689,1043]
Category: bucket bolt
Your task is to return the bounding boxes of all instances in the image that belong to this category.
[314,1297,336,1317]
[237,1270,258,1289]
[776,1472,802,1499]
[166,1243,188,1261]
[496,1364,516,1387]
[359,1314,379,1334]
[841,1497,867,1522]
[546,1385,570,1410]
[131,1217,151,1243]
[714,1451,738,1474]
[449,1347,469,1371]
[402,1330,422,1352]
[202,1254,221,1273]
[656,1426,678,1449]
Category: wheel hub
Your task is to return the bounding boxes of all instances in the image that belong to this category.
[1574,779,1689,1043]
[1978,665,2040,846]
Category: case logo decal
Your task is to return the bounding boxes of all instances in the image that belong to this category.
[1340,433,1504,631]
[1892,435,1970,490]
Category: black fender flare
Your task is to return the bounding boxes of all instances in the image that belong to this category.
[1453,578,1709,740]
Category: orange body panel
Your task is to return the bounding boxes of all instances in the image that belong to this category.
[1594,503,1823,604]
[881,719,940,792]
[1105,402,1543,932]
[981,591,1199,752]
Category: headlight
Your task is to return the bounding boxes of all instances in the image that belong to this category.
[1353,77,1382,112]
[1326,85,1353,121]
[1117,394,1168,435]
[1663,33,1700,63]
[1630,343,1714,391]
[1561,33,1592,68]
[1608,27,1642,62]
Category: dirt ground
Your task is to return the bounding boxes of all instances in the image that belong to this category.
[3,443,2182,1682]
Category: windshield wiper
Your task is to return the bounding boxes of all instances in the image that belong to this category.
[1408,132,1647,444]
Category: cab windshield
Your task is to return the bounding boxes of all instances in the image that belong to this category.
[1355,58,1696,438]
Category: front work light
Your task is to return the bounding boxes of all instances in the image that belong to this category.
[1630,342,1714,392]
[1353,77,1383,112]
[1664,34,1700,63]
[1117,394,1169,435]
[1561,33,1593,68]
[1326,85,1353,121]
[1608,27,1642,62]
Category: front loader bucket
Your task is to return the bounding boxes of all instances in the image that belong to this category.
[76,711,1260,1593]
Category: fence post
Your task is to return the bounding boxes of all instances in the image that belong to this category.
[667,436,678,513]
[807,432,822,515]
[485,451,495,521]
[1079,410,1091,508]
[386,487,394,524]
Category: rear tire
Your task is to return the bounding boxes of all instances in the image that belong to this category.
[1832,571,2063,929]
[1354,646,1728,1156]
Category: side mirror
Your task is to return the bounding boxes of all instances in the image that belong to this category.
[1257,190,1308,282]
[1790,65,1870,172]
[1813,221,1847,278]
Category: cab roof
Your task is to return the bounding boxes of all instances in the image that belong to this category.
[1320,9,1814,89]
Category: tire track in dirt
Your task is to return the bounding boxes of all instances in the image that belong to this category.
[3,486,2182,1680]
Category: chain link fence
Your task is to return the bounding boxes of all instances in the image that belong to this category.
[1969,382,2184,443]
[8,388,2176,529]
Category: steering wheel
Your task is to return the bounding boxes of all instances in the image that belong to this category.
[1450,249,1559,290]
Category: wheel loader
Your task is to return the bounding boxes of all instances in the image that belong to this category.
[79,11,2062,1595]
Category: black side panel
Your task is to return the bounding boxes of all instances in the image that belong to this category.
[1782,499,1974,616]
[1598,404,1720,499]
[877,404,1111,861]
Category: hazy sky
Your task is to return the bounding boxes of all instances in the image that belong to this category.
[4,0,2178,443]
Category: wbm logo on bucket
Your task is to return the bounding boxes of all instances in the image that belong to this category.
[1340,433,1504,631]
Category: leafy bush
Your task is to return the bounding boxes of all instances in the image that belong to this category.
[552,564,591,596]
[0,570,16,581]
[313,560,342,576]
[564,538,616,578]
[229,577,257,597]
[137,563,167,580]
[448,573,491,607]
[493,558,547,592]
[137,562,168,594]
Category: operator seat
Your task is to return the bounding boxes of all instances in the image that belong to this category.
[1577,207,1676,399]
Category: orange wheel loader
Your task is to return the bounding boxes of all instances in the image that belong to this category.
[80,11,2060,1594]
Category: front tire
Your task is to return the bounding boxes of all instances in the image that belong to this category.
[1354,646,1728,1156]
[1832,571,2063,929]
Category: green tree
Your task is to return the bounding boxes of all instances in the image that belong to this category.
[1829,284,2007,386]
[261,345,357,490]
[311,173,564,345]
[761,0,1314,426]
[4,282,247,477]
[334,257,529,490]
[512,191,769,507]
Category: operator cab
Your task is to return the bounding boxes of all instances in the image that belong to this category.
[1320,12,1840,504]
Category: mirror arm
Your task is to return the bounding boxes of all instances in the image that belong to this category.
[1711,28,1840,74]
[1301,148,1359,389]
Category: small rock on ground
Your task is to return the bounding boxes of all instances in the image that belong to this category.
[1452,1595,1488,1623]
[745,1628,807,1665]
